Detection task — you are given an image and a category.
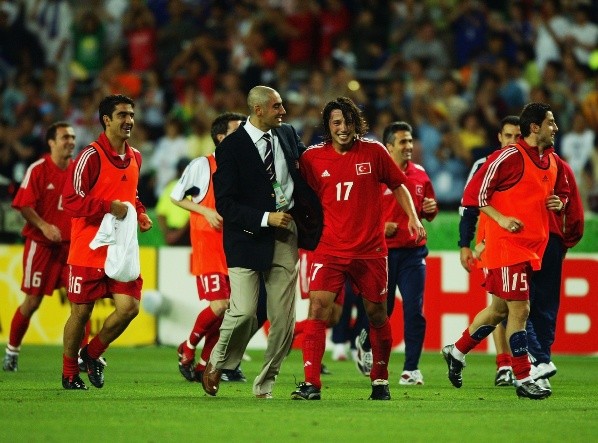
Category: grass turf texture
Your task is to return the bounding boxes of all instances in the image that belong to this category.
[1,346,597,442]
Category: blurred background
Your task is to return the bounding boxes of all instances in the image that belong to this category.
[1,0,597,244]
[1,0,598,351]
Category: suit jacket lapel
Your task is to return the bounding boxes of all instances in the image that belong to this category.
[273,127,298,176]
[239,126,271,181]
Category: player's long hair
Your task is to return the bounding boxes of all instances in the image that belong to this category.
[321,97,368,142]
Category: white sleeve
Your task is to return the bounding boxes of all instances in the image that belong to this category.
[169,157,211,203]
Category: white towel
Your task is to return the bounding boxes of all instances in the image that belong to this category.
[89,201,140,282]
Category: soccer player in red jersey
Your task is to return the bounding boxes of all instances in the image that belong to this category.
[60,95,153,390]
[458,116,521,387]
[3,122,77,372]
[291,97,426,400]
[443,102,569,400]
[381,121,438,386]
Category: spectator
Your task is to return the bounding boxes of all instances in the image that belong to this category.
[281,1,318,68]
[387,0,425,52]
[70,9,106,83]
[533,0,569,73]
[448,0,488,68]
[401,18,450,81]
[457,110,488,165]
[560,112,595,209]
[24,0,73,93]
[137,70,166,141]
[187,115,216,158]
[317,0,351,62]
[169,33,218,104]
[155,0,198,74]
[149,117,189,198]
[122,0,157,73]
[331,35,357,73]
[564,5,598,69]
[155,157,190,246]
[434,75,468,127]
[426,125,468,210]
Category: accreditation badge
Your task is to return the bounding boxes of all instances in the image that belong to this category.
[273,181,289,211]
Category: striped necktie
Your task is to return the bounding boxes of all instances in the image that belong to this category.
[263,133,276,182]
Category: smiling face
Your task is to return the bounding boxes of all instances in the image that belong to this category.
[386,130,413,168]
[536,111,558,148]
[104,103,135,147]
[328,108,356,152]
[258,91,286,131]
[49,125,76,168]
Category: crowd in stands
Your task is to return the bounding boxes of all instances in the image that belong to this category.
[1,0,597,219]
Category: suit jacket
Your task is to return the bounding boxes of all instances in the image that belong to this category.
[214,123,322,271]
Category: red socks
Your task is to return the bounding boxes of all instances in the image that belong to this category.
[302,319,327,389]
[9,308,29,348]
[455,328,481,354]
[87,336,108,360]
[190,307,221,347]
[63,354,79,377]
[496,353,512,369]
[199,317,223,366]
[369,318,392,381]
[512,354,531,380]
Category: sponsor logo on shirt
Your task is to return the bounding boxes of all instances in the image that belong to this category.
[416,185,423,195]
[121,174,128,181]
[47,183,55,190]
[542,175,549,182]
[356,163,371,175]
[321,170,330,177]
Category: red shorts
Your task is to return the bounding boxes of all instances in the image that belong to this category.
[21,239,69,297]
[309,253,388,303]
[484,262,532,301]
[67,264,143,303]
[299,249,345,305]
[196,273,230,301]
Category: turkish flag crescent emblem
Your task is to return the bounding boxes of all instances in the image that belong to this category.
[356,163,371,175]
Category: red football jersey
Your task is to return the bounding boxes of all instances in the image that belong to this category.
[12,154,72,244]
[382,161,437,249]
[299,138,407,258]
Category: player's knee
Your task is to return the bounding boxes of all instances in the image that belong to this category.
[210,299,228,317]
[308,294,334,320]
[120,304,139,322]
[366,306,387,327]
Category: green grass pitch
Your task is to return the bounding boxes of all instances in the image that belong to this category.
[1,345,597,442]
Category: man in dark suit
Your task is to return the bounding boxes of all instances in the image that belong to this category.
[202,86,322,399]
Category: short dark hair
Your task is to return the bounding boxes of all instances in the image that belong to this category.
[210,112,246,146]
[321,97,368,141]
[45,121,72,144]
[519,102,551,137]
[499,115,520,131]
[382,121,413,145]
[98,94,135,130]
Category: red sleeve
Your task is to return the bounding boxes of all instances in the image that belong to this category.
[553,154,570,208]
[132,148,147,217]
[422,176,438,222]
[561,161,584,248]
[62,147,112,218]
[462,147,523,207]
[12,162,41,210]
